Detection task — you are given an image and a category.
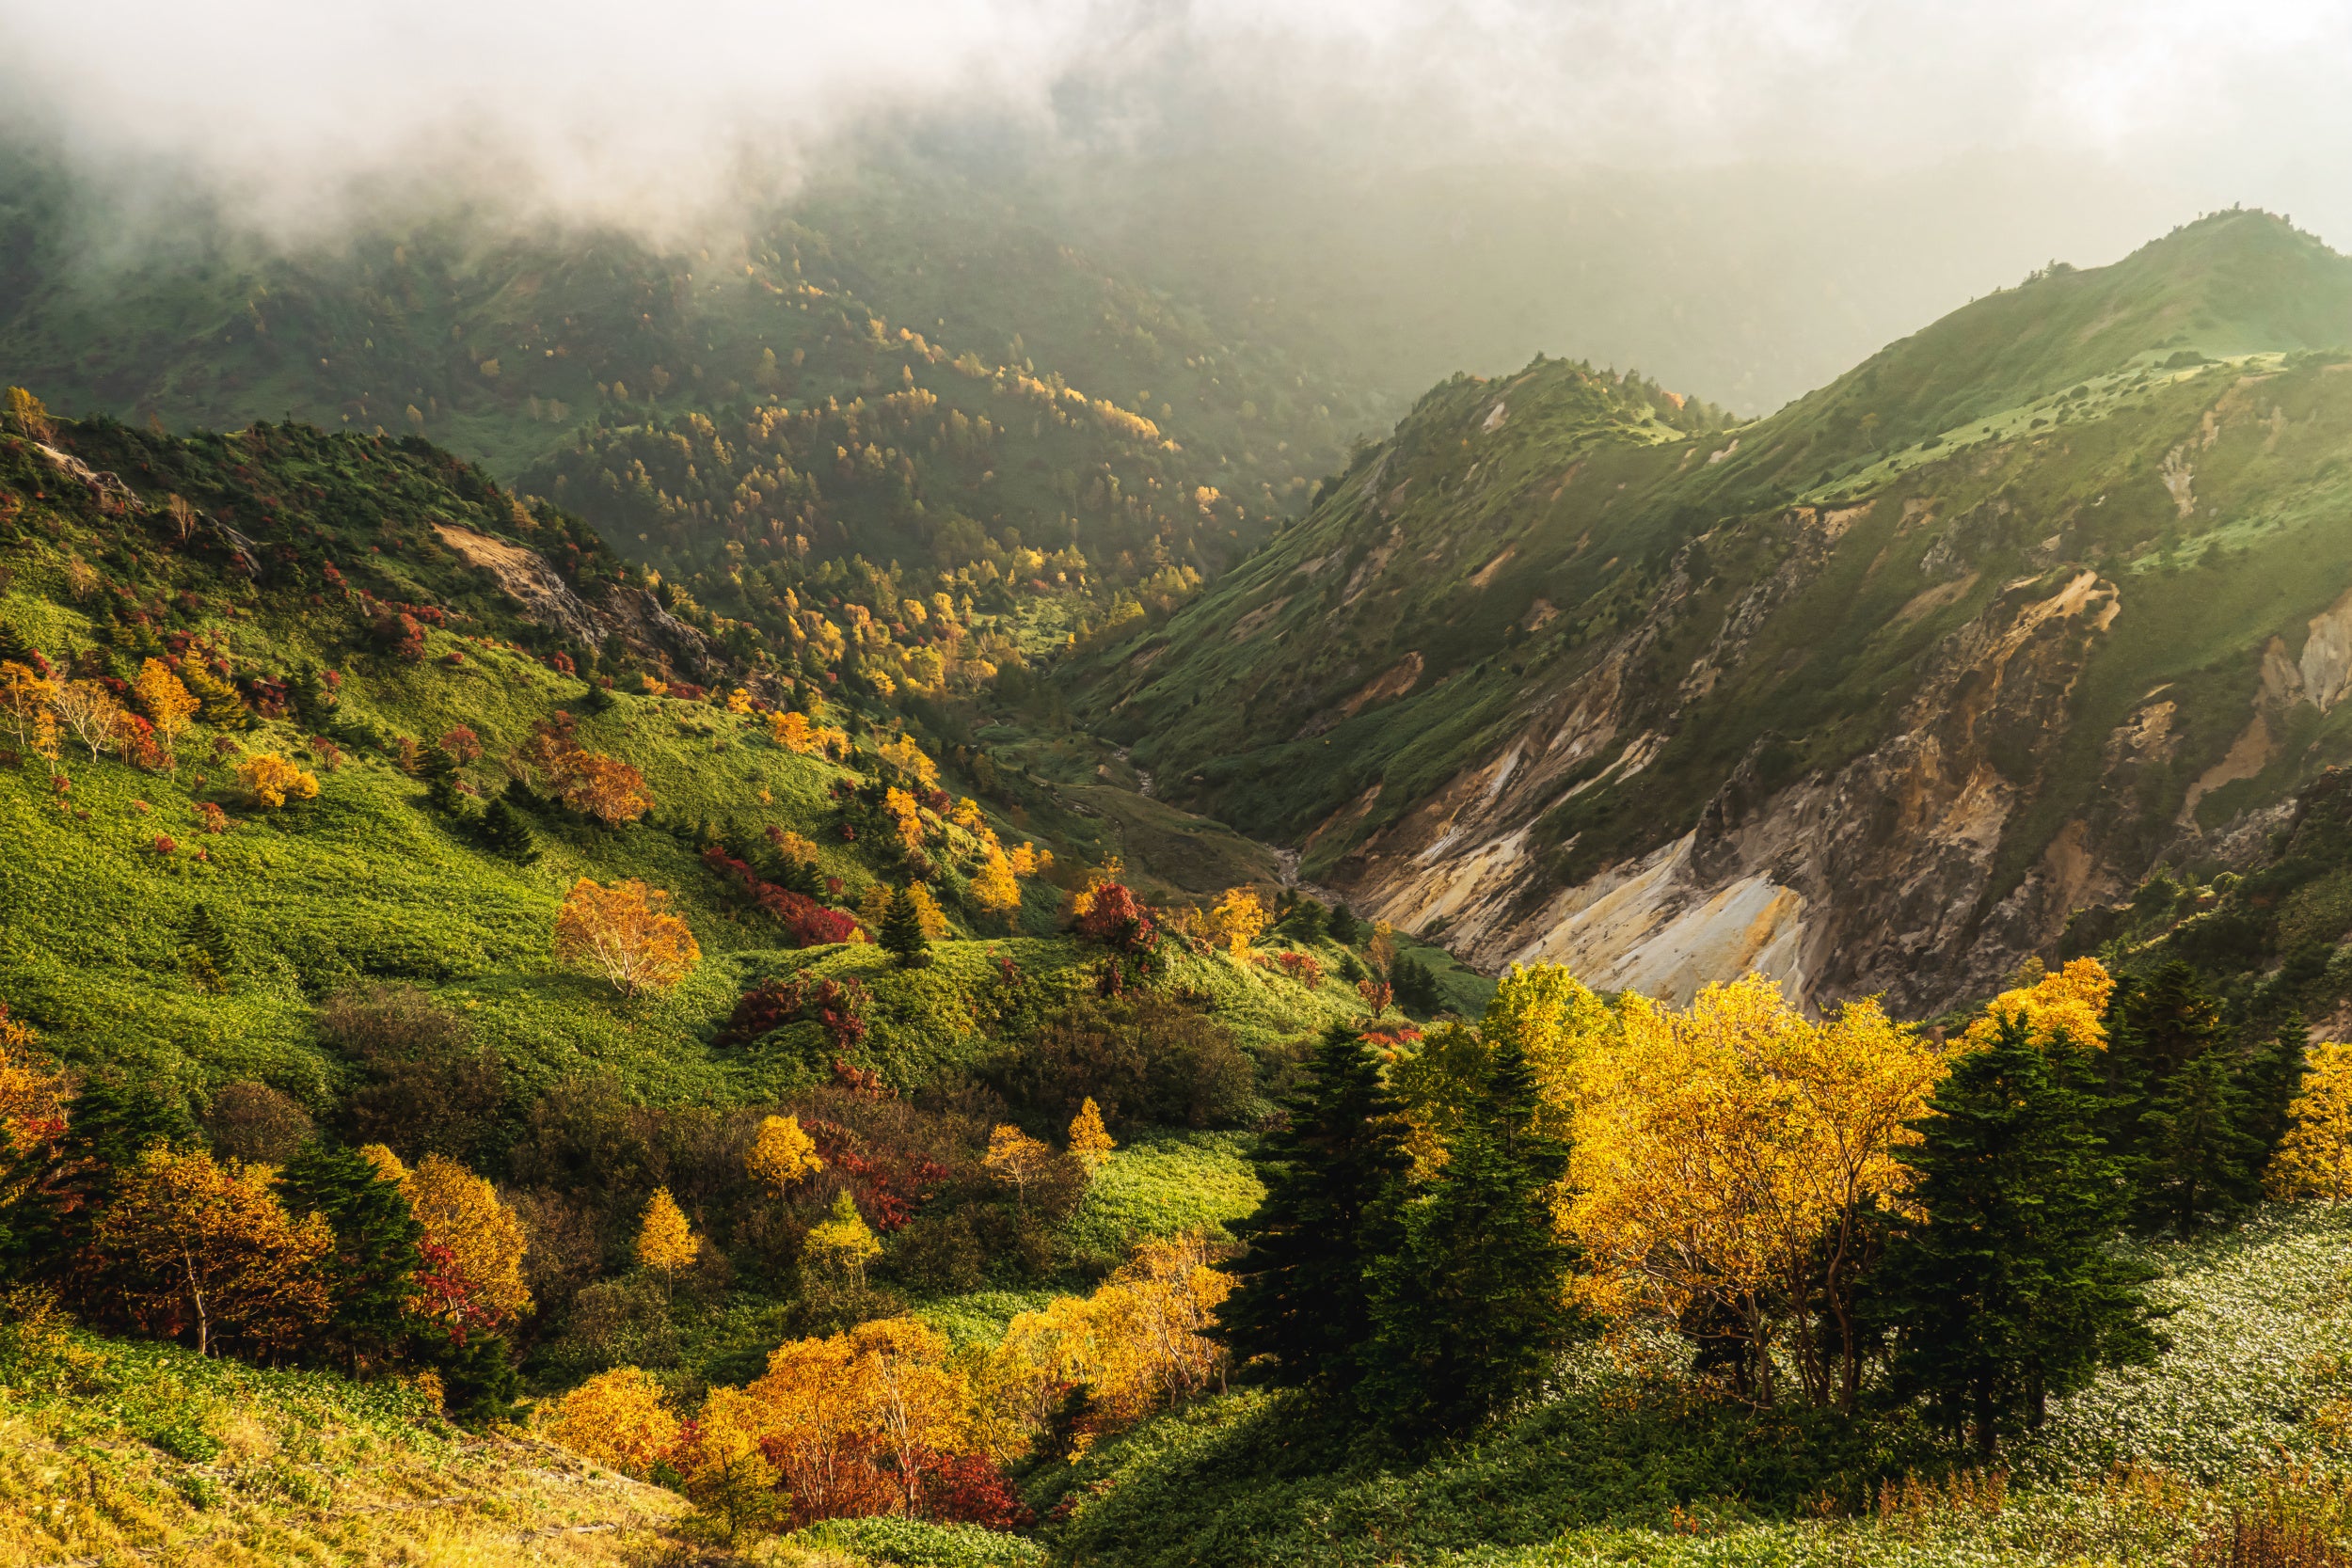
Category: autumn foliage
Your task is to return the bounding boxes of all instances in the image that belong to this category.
[95,1145,333,1358]
[554,878,702,995]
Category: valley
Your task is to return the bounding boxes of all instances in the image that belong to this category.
[6,122,2352,1568]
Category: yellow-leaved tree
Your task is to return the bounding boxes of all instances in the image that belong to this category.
[883,786,927,856]
[904,881,950,940]
[549,1365,680,1477]
[1962,957,2114,1053]
[637,1187,699,1293]
[771,710,819,752]
[554,879,701,996]
[1205,887,1269,957]
[1069,1098,1116,1171]
[132,658,199,769]
[971,838,1022,921]
[746,1115,824,1194]
[803,1190,882,1282]
[984,1124,1056,1211]
[2270,1040,2352,1201]
[94,1145,333,1358]
[980,1231,1232,1450]
[1566,972,1948,1409]
[235,752,320,809]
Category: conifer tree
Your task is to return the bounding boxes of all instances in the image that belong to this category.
[478,795,540,863]
[1327,903,1360,945]
[277,1141,424,1372]
[1216,1023,1412,1397]
[1359,1033,1594,1435]
[2136,1047,2264,1233]
[880,885,931,968]
[1873,1014,2164,1458]
[13,1076,196,1280]
[2103,961,2223,1153]
[2238,1020,2309,1163]
[419,739,463,812]
[291,660,339,724]
[181,904,236,992]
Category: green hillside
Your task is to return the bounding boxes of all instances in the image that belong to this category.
[1071,210,2352,1013]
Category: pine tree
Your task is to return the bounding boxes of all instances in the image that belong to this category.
[1327,903,1360,945]
[13,1077,196,1280]
[277,1142,425,1372]
[2103,961,2224,1149]
[1216,1023,1412,1396]
[1359,1033,1593,1435]
[291,660,338,724]
[879,885,931,968]
[2137,1047,2264,1233]
[478,796,540,863]
[181,904,236,992]
[1873,1015,2165,1458]
[2239,1018,2308,1158]
[420,740,463,812]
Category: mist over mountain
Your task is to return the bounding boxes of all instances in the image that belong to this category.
[12,8,2352,1564]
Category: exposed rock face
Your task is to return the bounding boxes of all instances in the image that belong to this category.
[1327,552,2220,1017]
[433,524,608,649]
[433,523,721,683]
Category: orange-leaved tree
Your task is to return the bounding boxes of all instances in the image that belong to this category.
[0,1004,67,1205]
[93,1145,333,1357]
[132,658,199,769]
[0,661,57,755]
[724,1315,974,1524]
[366,1146,532,1338]
[554,879,701,996]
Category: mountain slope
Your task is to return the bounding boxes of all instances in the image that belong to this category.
[0,148,1380,604]
[1075,211,2352,1014]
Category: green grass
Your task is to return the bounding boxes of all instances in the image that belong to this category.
[1062,1132,1264,1259]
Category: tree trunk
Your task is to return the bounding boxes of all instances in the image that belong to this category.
[181,1242,211,1357]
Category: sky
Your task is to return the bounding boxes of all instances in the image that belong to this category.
[6,1,2352,405]
[7,1,2351,235]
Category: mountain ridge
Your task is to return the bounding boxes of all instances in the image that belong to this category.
[1074,210,2352,1014]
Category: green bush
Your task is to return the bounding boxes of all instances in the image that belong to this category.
[794,1515,1046,1567]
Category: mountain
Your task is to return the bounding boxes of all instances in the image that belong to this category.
[1073,210,2352,1015]
[0,147,1383,635]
